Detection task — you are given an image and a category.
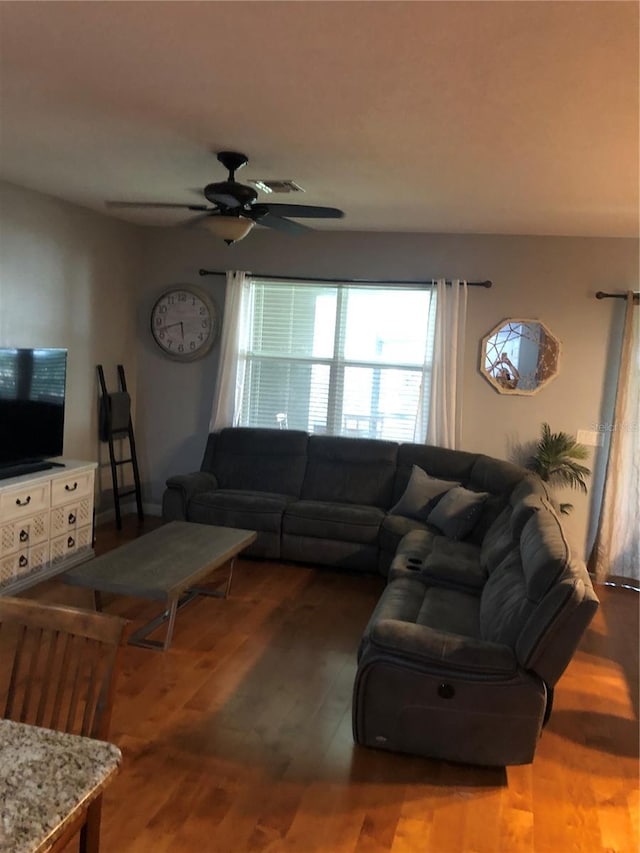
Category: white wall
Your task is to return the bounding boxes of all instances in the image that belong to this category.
[135,227,638,560]
[0,181,141,512]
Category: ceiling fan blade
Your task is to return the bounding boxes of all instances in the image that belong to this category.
[253,212,312,234]
[105,201,210,211]
[184,213,215,228]
[259,203,344,219]
[204,193,243,209]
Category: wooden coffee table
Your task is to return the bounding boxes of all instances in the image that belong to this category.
[63,521,256,651]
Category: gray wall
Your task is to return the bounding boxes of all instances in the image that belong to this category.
[0,181,141,513]
[136,227,638,559]
[1,180,636,556]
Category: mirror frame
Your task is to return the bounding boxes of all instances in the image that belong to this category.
[480,318,561,396]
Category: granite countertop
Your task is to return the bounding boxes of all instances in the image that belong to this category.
[0,718,121,853]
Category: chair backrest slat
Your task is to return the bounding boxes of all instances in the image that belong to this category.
[50,632,72,732]
[0,597,127,739]
[35,630,59,727]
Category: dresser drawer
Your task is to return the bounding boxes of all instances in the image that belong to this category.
[50,498,92,537]
[0,542,49,586]
[0,481,50,522]
[51,469,94,508]
[50,525,92,565]
[0,512,49,557]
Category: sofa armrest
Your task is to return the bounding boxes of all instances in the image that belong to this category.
[162,471,219,520]
[368,618,517,677]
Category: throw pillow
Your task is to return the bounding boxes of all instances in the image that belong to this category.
[426,485,489,540]
[389,465,459,521]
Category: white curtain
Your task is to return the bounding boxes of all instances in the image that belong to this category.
[209,270,251,430]
[426,279,468,449]
[589,291,639,583]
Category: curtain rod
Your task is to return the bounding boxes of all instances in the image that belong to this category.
[596,291,640,300]
[198,269,492,288]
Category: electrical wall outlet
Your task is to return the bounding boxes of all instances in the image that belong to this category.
[577,429,604,446]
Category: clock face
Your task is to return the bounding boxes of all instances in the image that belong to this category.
[150,286,219,360]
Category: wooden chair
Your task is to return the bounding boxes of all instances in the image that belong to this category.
[0,596,127,853]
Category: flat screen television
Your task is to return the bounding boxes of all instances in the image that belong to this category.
[0,348,68,480]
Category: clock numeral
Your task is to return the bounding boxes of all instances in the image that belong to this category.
[155,318,163,327]
[197,333,204,341]
[178,293,187,302]
[178,344,184,353]
[159,305,167,314]
[168,296,176,305]
[158,331,165,339]
[199,307,207,315]
[190,341,196,350]
[201,320,209,329]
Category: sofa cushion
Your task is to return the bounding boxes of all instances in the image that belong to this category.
[360,576,482,655]
[479,505,572,648]
[207,427,309,495]
[368,619,517,676]
[468,454,529,496]
[389,465,459,521]
[466,493,509,545]
[418,585,482,637]
[283,500,385,545]
[394,528,438,562]
[480,506,514,572]
[379,513,430,558]
[520,502,571,599]
[189,489,293,533]
[479,551,532,647]
[301,435,398,507]
[426,486,489,540]
[480,495,543,573]
[421,537,486,590]
[392,443,479,504]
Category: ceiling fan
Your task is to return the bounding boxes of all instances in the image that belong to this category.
[106,151,344,243]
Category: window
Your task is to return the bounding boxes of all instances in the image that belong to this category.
[236,279,436,442]
[0,349,66,402]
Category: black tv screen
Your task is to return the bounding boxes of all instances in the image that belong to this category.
[0,348,67,472]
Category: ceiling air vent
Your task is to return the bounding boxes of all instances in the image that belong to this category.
[248,179,306,194]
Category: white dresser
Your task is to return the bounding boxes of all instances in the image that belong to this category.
[0,460,96,595]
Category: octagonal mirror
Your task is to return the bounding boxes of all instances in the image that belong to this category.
[481,319,560,395]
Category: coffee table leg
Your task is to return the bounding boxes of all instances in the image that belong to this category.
[127,557,236,651]
[127,592,200,651]
[189,557,236,600]
[163,598,179,651]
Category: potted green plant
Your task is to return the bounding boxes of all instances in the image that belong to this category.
[529,422,591,514]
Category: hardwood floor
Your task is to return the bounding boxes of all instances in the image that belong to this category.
[25,517,640,852]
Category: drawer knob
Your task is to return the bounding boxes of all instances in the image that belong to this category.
[15,496,31,507]
[19,529,29,543]
[18,555,28,568]
[65,482,78,492]
[438,683,456,700]
[67,536,75,548]
[68,513,76,525]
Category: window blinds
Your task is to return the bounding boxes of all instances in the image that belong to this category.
[236,280,436,442]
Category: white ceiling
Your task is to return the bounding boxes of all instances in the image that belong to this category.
[0,1,637,237]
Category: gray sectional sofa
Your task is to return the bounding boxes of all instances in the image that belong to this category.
[163,427,598,766]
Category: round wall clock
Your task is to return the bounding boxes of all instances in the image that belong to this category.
[150,285,220,361]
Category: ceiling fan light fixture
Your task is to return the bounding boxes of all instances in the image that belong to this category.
[202,215,255,244]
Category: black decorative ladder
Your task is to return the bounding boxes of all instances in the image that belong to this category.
[97,364,144,530]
